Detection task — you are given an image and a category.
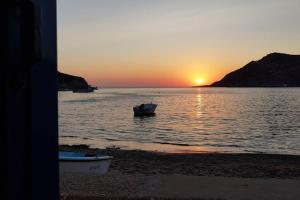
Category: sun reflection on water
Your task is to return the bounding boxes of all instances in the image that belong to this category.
[196,93,203,117]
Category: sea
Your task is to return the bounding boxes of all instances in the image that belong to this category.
[59,88,300,155]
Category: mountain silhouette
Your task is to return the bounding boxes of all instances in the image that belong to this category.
[211,53,300,87]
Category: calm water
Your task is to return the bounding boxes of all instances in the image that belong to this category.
[59,88,300,155]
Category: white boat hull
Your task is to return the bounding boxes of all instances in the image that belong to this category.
[59,159,112,175]
[59,151,112,175]
[133,103,157,116]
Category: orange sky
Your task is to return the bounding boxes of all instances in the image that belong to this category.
[58,0,300,87]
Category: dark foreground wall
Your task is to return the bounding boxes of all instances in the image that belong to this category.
[1,1,58,200]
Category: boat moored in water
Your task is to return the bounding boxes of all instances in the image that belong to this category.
[133,103,157,116]
[72,87,95,93]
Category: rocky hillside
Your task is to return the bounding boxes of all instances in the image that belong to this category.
[211,53,300,87]
[58,71,90,90]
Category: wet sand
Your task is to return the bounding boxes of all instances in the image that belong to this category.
[60,145,300,200]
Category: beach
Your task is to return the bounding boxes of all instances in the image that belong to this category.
[60,145,300,200]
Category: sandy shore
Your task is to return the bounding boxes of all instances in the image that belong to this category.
[60,145,300,200]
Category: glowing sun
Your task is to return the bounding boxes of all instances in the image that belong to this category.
[196,79,204,85]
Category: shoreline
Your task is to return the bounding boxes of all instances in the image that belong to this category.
[59,137,300,155]
[60,144,300,179]
[59,143,300,156]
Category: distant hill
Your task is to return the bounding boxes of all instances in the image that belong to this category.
[58,71,90,90]
[210,53,300,87]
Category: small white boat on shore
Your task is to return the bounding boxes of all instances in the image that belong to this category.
[133,103,157,116]
[59,151,112,175]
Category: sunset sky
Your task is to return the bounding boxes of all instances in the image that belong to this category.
[58,0,300,87]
